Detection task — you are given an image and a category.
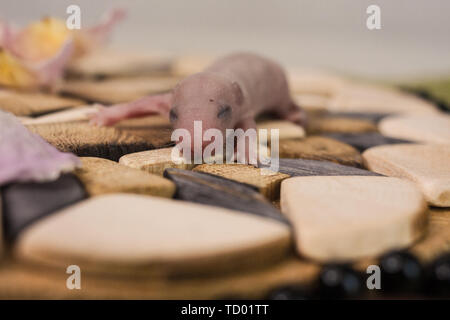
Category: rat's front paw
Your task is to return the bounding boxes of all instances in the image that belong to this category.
[88,104,113,126]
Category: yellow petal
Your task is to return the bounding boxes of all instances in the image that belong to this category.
[16,17,70,61]
[0,48,37,88]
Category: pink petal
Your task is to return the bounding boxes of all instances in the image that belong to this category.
[0,110,80,185]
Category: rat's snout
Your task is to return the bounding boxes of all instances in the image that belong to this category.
[173,119,226,160]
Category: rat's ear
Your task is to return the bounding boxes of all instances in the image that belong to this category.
[231,81,244,105]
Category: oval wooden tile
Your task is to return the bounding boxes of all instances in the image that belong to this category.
[354,207,450,272]
[256,120,305,142]
[306,116,377,134]
[67,49,173,78]
[324,132,412,152]
[172,54,216,77]
[0,256,318,299]
[262,158,380,177]
[21,106,98,125]
[75,157,175,198]
[293,93,330,113]
[164,168,289,224]
[14,194,291,276]
[0,90,84,117]
[26,122,170,161]
[328,84,438,115]
[363,144,450,207]
[288,69,346,96]
[378,114,450,144]
[193,164,289,201]
[280,176,427,262]
[410,208,450,264]
[324,112,391,123]
[60,76,179,104]
[1,174,87,242]
[119,147,194,176]
[279,136,364,168]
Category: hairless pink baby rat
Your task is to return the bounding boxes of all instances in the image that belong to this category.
[90,52,306,146]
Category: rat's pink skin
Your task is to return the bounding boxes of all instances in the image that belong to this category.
[90,52,306,141]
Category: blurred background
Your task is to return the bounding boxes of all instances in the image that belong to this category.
[1,0,449,80]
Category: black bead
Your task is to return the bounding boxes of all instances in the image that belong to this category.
[266,284,311,300]
[317,264,363,299]
[379,251,424,293]
[424,254,450,297]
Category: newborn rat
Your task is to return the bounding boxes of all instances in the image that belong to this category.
[90,52,306,146]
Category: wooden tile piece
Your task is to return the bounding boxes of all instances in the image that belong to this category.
[288,69,346,96]
[172,54,216,77]
[0,90,84,117]
[410,208,450,264]
[325,132,412,152]
[281,176,427,262]
[306,116,377,134]
[67,49,172,78]
[15,194,291,276]
[278,136,364,168]
[1,174,87,241]
[363,144,450,207]
[20,106,98,125]
[324,112,390,123]
[164,168,289,224]
[378,114,450,144]
[0,256,319,299]
[75,157,175,198]
[193,164,289,200]
[26,122,171,161]
[119,147,194,176]
[256,120,305,142]
[293,93,330,113]
[59,76,179,104]
[263,158,381,177]
[328,84,438,115]
[354,208,450,272]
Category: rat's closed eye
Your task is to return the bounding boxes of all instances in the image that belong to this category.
[217,105,231,119]
[169,109,178,122]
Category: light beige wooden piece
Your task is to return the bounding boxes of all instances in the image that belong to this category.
[293,93,330,112]
[378,114,450,144]
[363,144,450,207]
[280,176,427,262]
[0,90,84,116]
[328,84,438,114]
[287,69,346,96]
[119,147,195,176]
[171,54,216,76]
[60,76,180,104]
[21,106,98,125]
[15,194,291,276]
[256,120,305,143]
[68,49,173,77]
[75,157,175,197]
